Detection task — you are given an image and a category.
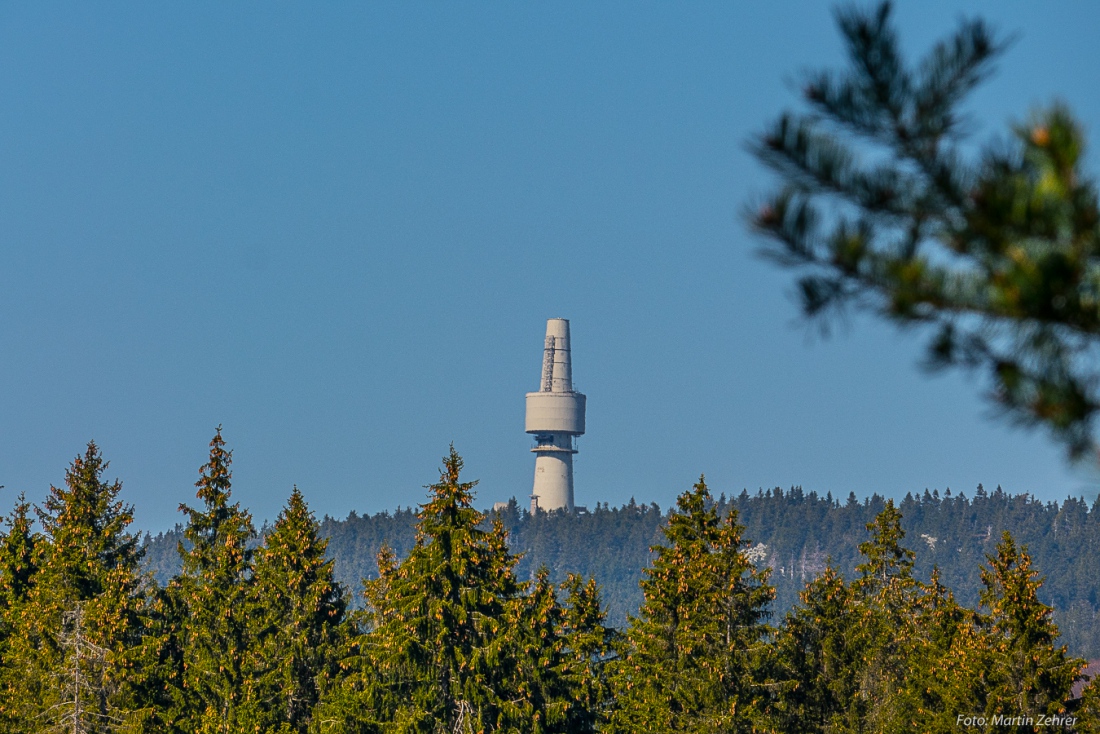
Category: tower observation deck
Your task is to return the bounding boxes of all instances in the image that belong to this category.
[525,318,586,513]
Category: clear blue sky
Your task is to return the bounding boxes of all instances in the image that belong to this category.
[3,2,1099,532]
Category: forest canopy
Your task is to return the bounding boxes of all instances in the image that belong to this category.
[3,432,1100,732]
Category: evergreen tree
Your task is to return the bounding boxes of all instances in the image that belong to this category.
[318,447,526,733]
[771,502,925,733]
[129,579,190,733]
[0,493,37,610]
[309,546,392,733]
[855,500,914,590]
[251,486,347,733]
[507,567,570,733]
[848,500,922,732]
[558,573,618,733]
[141,482,1100,657]
[976,532,1081,721]
[0,493,38,731]
[1079,674,1100,734]
[771,565,860,733]
[0,443,146,732]
[609,477,774,733]
[887,569,971,734]
[750,1,1100,459]
[177,428,259,732]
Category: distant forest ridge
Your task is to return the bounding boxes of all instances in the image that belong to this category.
[141,484,1100,658]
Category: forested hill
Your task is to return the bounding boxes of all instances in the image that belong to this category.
[142,485,1100,657]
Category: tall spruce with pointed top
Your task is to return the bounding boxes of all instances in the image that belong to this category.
[750,1,1100,459]
[0,493,37,611]
[251,486,346,733]
[318,447,526,733]
[608,477,774,734]
[177,428,259,732]
[846,500,923,731]
[855,500,914,590]
[886,568,971,732]
[0,443,146,732]
[976,532,1081,721]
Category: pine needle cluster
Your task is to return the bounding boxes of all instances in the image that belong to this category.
[751,1,1100,458]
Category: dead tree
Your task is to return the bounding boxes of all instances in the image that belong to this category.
[43,604,122,734]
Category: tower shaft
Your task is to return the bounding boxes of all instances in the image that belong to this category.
[525,318,585,513]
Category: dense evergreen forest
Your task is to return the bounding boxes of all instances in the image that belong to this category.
[7,431,1100,731]
[144,483,1100,658]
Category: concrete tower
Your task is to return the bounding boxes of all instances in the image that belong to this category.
[525,318,586,513]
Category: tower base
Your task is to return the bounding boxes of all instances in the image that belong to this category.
[530,443,574,513]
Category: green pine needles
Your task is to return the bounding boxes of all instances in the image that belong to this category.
[751,1,1100,459]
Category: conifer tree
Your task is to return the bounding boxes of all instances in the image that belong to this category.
[50,604,120,734]
[886,568,972,733]
[609,477,774,734]
[558,574,617,733]
[0,443,146,732]
[129,579,190,733]
[0,493,37,610]
[854,500,915,590]
[317,447,526,733]
[0,493,38,731]
[847,500,922,732]
[976,532,1081,720]
[251,486,346,733]
[1079,675,1100,734]
[177,428,259,732]
[309,547,392,733]
[771,565,860,733]
[506,567,570,733]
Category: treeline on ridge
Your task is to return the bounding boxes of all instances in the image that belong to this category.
[144,480,1100,657]
[5,430,1100,732]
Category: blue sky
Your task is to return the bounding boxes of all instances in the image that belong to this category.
[2,2,1099,532]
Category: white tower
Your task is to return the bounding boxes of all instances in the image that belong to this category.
[526,318,586,513]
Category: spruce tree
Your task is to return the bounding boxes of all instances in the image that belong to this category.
[1079,675,1100,733]
[976,532,1081,721]
[0,493,38,731]
[252,486,346,733]
[506,567,569,734]
[854,499,914,590]
[318,447,525,733]
[609,476,774,734]
[848,500,922,732]
[772,565,860,734]
[887,569,971,734]
[129,579,190,733]
[309,547,392,733]
[0,493,37,610]
[0,443,146,732]
[558,574,617,734]
[177,428,259,732]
